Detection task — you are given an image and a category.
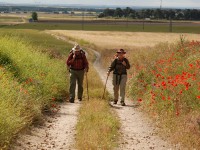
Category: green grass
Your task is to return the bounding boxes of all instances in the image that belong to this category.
[0,29,71,57]
[0,30,73,148]
[1,23,200,33]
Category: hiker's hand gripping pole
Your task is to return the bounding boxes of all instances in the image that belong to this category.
[102,72,109,99]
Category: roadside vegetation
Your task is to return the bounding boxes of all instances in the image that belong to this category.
[127,39,200,148]
[0,30,72,149]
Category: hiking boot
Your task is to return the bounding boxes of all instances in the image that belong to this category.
[69,98,74,103]
[113,100,118,104]
[121,102,126,106]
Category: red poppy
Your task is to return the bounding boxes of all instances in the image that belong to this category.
[179,90,183,94]
[189,64,193,68]
[176,111,180,116]
[162,81,166,86]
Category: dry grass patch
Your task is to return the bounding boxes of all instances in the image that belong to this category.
[76,99,119,150]
[49,30,200,48]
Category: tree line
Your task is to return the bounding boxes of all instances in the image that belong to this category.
[98,7,200,20]
[0,6,103,13]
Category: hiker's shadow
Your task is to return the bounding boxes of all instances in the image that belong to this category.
[125,104,140,108]
[109,102,140,109]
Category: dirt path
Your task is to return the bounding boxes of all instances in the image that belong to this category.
[91,49,178,150]
[13,102,80,150]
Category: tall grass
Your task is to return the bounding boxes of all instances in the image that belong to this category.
[127,41,200,148]
[0,35,69,148]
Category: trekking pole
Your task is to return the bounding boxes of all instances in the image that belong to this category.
[86,72,89,101]
[102,74,109,99]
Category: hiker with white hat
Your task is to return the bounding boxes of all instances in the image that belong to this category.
[107,49,130,106]
[66,44,89,103]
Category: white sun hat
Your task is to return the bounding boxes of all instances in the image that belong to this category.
[72,44,81,51]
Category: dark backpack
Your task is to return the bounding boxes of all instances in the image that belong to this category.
[114,58,128,75]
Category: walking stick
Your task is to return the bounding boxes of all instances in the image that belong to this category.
[86,72,89,101]
[102,74,109,99]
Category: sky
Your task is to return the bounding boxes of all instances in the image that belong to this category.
[0,0,200,8]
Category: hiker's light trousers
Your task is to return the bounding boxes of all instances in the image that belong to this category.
[69,69,84,99]
[112,74,127,102]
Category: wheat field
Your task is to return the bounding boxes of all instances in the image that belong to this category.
[50,30,200,49]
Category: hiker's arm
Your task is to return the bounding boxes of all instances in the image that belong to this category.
[67,53,75,66]
[107,59,116,74]
[125,58,130,69]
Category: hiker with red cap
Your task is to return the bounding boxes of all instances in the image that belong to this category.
[107,49,130,106]
[67,44,89,103]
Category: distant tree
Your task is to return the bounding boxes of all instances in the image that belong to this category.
[176,12,184,20]
[123,7,132,17]
[32,12,38,21]
[190,9,200,20]
[154,9,165,19]
[168,10,176,19]
[144,9,152,18]
[184,9,192,20]
[114,8,124,17]
[103,8,115,17]
[129,10,136,19]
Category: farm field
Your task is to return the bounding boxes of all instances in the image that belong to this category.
[49,30,200,48]
[0,13,200,33]
[1,22,200,33]
[0,16,25,24]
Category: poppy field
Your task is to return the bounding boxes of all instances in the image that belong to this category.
[128,40,200,114]
[127,39,200,148]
